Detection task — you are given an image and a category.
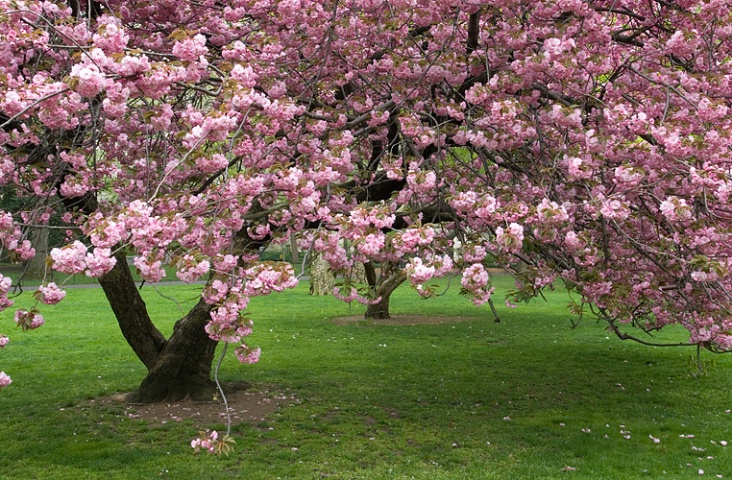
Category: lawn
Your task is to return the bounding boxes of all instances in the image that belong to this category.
[0,275,730,479]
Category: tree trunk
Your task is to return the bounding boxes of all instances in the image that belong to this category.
[98,254,166,370]
[363,262,406,320]
[365,294,393,319]
[130,298,217,403]
[99,253,218,403]
[23,226,50,281]
[290,233,299,264]
[308,253,335,295]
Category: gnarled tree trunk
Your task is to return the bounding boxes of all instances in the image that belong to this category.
[99,253,217,403]
[131,298,217,403]
[364,261,406,320]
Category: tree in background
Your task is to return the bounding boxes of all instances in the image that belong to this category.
[1,0,732,401]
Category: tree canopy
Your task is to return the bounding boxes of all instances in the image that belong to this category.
[2,0,732,393]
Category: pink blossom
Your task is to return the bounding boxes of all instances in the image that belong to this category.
[205,322,238,343]
[176,256,210,283]
[235,345,261,364]
[14,310,45,331]
[0,335,8,348]
[196,154,229,174]
[495,223,524,254]
[92,16,129,53]
[50,241,88,274]
[464,245,487,263]
[691,271,709,282]
[37,283,66,305]
[0,371,11,388]
[432,254,454,277]
[536,199,569,224]
[461,264,494,306]
[150,103,174,131]
[543,37,575,59]
[407,257,436,284]
[600,198,630,220]
[133,256,166,282]
[191,429,218,453]
[666,30,695,57]
[243,263,298,296]
[209,305,239,325]
[564,156,591,180]
[202,279,229,304]
[173,34,208,62]
[563,231,584,252]
[213,254,238,273]
[69,64,106,97]
[614,166,644,186]
[660,196,693,222]
[333,285,358,303]
[0,275,12,311]
[85,248,117,277]
[358,233,386,257]
[90,221,126,248]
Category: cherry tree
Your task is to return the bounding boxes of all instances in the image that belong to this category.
[1,0,732,402]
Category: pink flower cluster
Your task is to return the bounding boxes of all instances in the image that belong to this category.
[332,285,383,305]
[401,253,454,297]
[461,264,494,306]
[660,196,693,222]
[133,255,166,283]
[0,372,10,388]
[235,345,261,364]
[69,64,106,97]
[191,429,218,453]
[0,213,34,263]
[175,255,211,283]
[205,309,252,342]
[37,283,66,305]
[242,263,298,297]
[495,223,524,254]
[190,428,235,456]
[173,34,208,62]
[0,275,13,311]
[406,257,436,284]
[14,309,45,331]
[49,241,117,277]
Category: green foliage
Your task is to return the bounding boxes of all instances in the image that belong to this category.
[0,277,731,479]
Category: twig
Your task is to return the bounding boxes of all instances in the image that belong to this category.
[214,343,232,436]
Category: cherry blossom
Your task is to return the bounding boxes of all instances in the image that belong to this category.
[36,283,67,305]
[14,310,44,331]
[0,372,11,388]
[190,429,218,453]
[3,0,732,406]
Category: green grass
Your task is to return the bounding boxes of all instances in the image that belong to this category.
[0,276,731,479]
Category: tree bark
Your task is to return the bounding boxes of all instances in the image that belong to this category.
[364,262,406,320]
[23,226,50,281]
[98,253,166,370]
[98,252,218,403]
[129,298,217,403]
[365,293,393,319]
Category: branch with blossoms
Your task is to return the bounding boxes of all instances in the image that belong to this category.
[191,429,235,457]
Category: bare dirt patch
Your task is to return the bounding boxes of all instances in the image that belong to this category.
[85,383,293,428]
[332,314,482,326]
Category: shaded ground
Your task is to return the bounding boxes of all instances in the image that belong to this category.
[76,316,479,426]
[332,314,482,326]
[82,383,294,427]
